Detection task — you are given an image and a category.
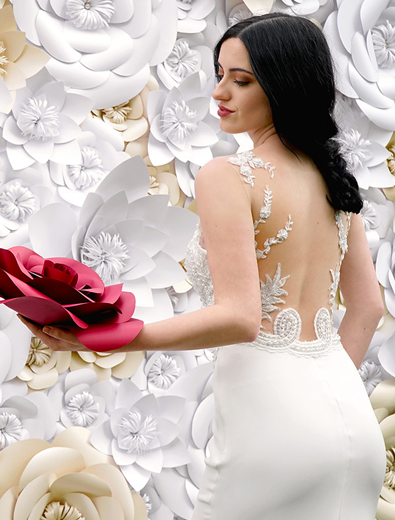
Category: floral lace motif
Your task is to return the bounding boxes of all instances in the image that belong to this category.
[329,212,351,308]
[227,151,275,187]
[260,264,289,323]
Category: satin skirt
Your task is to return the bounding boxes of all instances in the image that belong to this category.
[191,340,386,520]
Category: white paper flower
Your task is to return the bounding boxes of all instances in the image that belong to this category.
[177,0,215,33]
[91,378,190,491]
[148,73,218,166]
[0,70,92,170]
[0,391,56,448]
[358,332,392,395]
[0,427,147,520]
[324,1,395,131]
[271,0,334,20]
[360,189,395,260]
[48,369,111,433]
[10,0,178,109]
[336,116,392,190]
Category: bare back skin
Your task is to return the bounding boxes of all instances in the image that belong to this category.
[226,139,344,340]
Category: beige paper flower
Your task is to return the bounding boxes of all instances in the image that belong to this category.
[0,4,49,112]
[70,350,145,381]
[18,336,71,390]
[370,379,395,519]
[0,427,147,519]
[92,76,159,145]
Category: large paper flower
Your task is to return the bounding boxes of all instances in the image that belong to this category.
[0,70,92,170]
[91,379,190,491]
[370,379,395,519]
[177,0,216,33]
[147,73,218,166]
[324,0,395,131]
[10,0,178,109]
[0,4,50,113]
[360,189,394,261]
[49,116,130,207]
[0,246,143,351]
[0,427,147,519]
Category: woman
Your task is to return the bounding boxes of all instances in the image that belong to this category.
[21,13,386,520]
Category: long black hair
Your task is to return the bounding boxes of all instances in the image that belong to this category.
[214,13,363,213]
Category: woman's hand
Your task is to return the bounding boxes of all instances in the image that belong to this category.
[17,315,92,352]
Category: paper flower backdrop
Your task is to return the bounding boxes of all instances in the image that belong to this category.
[0,1,395,519]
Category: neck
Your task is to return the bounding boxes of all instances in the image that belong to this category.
[248,124,277,148]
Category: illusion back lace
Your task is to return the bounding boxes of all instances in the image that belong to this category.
[184,151,350,359]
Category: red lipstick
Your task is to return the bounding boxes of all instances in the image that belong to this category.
[218,105,234,117]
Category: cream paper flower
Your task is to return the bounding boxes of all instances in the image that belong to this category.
[91,378,190,492]
[18,335,71,391]
[0,426,147,519]
[147,73,218,167]
[370,379,395,519]
[70,349,145,382]
[324,0,395,131]
[0,70,92,170]
[10,0,178,109]
[0,4,49,113]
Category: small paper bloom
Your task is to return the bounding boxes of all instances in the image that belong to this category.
[0,181,36,221]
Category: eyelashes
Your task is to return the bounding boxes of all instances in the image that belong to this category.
[215,75,248,87]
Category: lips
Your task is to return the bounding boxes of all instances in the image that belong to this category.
[218,105,234,117]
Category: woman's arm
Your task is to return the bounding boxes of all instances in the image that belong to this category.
[21,158,262,352]
[337,213,384,369]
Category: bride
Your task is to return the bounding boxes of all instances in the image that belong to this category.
[20,13,386,520]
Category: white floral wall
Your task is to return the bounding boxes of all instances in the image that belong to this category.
[0,0,395,519]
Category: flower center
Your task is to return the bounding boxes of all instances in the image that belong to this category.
[68,146,104,190]
[0,42,8,75]
[41,501,84,520]
[142,493,152,513]
[372,21,395,69]
[0,413,24,448]
[387,144,395,175]
[360,200,378,232]
[81,231,129,285]
[358,360,382,394]
[65,0,115,30]
[27,337,52,367]
[148,354,181,389]
[336,129,372,172]
[117,409,158,454]
[0,182,36,221]
[385,448,395,490]
[102,102,132,124]
[164,40,200,82]
[66,391,100,427]
[161,100,198,145]
[17,97,60,141]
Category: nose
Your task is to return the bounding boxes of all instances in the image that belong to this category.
[212,80,229,102]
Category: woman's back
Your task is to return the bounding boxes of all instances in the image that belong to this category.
[232,141,348,340]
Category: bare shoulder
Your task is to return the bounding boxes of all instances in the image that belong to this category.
[195,155,247,197]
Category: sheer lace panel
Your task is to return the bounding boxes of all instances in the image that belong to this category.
[329,212,351,308]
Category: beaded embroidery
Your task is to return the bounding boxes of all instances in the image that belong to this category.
[329,211,351,309]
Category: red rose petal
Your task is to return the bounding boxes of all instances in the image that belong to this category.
[0,248,33,283]
[49,257,105,294]
[30,278,95,305]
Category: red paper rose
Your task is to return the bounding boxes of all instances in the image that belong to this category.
[0,247,143,351]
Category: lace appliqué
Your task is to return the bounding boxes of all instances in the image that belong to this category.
[329,212,351,308]
[261,264,290,323]
[256,215,293,260]
[227,151,275,187]
[184,224,213,308]
[248,307,343,357]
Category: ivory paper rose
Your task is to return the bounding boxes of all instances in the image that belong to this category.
[0,246,143,351]
[0,427,147,519]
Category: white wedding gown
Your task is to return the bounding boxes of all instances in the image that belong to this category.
[185,152,386,520]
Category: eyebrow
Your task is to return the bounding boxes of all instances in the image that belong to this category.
[217,63,254,75]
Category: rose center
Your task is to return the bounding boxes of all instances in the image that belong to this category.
[41,501,84,520]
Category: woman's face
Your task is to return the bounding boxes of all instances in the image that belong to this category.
[212,37,273,139]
